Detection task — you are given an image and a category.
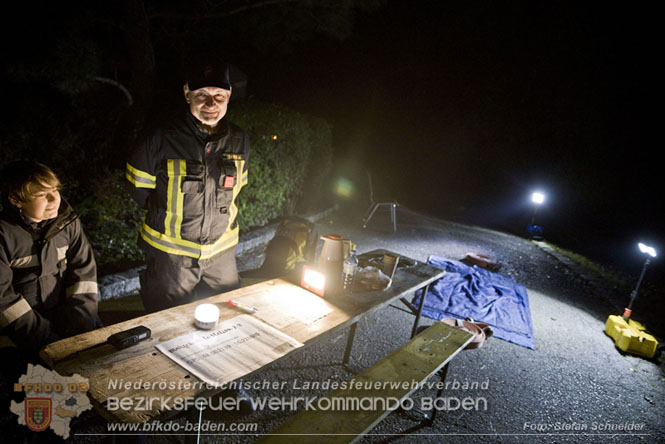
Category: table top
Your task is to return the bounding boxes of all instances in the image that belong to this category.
[40,249,444,423]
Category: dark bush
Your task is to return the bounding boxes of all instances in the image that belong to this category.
[228,99,333,229]
[76,170,145,270]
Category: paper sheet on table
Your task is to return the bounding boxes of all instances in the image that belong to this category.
[237,286,333,329]
[156,315,303,387]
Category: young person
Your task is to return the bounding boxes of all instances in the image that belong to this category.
[0,161,99,359]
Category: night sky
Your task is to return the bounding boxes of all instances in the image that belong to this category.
[2,1,662,280]
[247,1,662,277]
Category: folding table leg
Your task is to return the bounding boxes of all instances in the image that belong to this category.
[410,283,430,338]
[399,363,450,426]
[184,400,206,444]
[425,363,450,426]
[362,203,379,228]
[343,322,358,364]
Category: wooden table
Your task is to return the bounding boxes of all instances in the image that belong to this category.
[40,249,444,424]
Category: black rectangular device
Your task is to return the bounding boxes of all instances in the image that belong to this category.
[107,326,151,350]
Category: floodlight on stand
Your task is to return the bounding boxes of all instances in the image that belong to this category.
[604,241,659,359]
[623,242,657,320]
[528,190,546,239]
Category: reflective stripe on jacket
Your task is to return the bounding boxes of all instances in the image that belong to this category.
[0,200,99,353]
[127,113,249,259]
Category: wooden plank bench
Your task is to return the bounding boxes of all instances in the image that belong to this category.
[255,321,474,444]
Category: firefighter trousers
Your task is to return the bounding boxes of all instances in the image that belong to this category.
[139,247,240,313]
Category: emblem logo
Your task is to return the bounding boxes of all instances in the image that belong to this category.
[25,398,52,432]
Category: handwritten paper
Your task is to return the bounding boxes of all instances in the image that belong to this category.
[156,315,303,387]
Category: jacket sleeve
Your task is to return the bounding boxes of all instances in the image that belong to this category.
[60,219,100,337]
[0,245,59,354]
[126,134,157,209]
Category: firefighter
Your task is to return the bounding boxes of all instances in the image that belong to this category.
[0,161,99,360]
[126,59,249,313]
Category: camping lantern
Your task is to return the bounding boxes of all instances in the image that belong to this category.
[194,303,220,329]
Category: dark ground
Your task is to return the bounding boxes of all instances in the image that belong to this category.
[2,204,664,443]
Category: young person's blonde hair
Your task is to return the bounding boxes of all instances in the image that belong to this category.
[1,160,61,203]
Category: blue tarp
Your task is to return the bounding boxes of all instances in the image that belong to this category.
[412,255,535,349]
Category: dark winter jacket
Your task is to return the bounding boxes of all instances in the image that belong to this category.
[0,200,98,354]
[126,113,249,260]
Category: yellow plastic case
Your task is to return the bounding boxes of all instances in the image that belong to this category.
[605,315,658,359]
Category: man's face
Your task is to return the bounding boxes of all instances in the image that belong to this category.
[184,85,232,127]
[11,182,61,223]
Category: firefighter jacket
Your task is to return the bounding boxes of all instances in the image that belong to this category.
[126,113,249,260]
[0,200,99,354]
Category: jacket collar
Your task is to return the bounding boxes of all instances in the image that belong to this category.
[1,198,78,241]
[183,111,230,142]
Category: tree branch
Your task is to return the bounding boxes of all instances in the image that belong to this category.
[93,77,134,106]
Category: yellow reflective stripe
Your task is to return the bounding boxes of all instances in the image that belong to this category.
[140,228,198,258]
[164,159,186,239]
[140,157,245,259]
[140,222,239,259]
[143,223,201,249]
[0,299,32,328]
[126,163,157,189]
[66,281,98,297]
[126,171,157,189]
[228,159,245,233]
[174,160,185,239]
[9,255,39,268]
[126,162,156,181]
[164,160,175,237]
[200,226,239,259]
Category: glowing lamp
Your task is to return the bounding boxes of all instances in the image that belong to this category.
[527,190,547,239]
[623,242,658,319]
[301,264,326,297]
[334,177,354,198]
[638,243,657,258]
[194,303,220,329]
[531,192,545,205]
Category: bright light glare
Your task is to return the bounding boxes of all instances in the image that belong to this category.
[638,243,657,258]
[194,303,220,329]
[334,177,354,198]
[531,192,545,205]
[303,268,325,290]
[302,266,326,297]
